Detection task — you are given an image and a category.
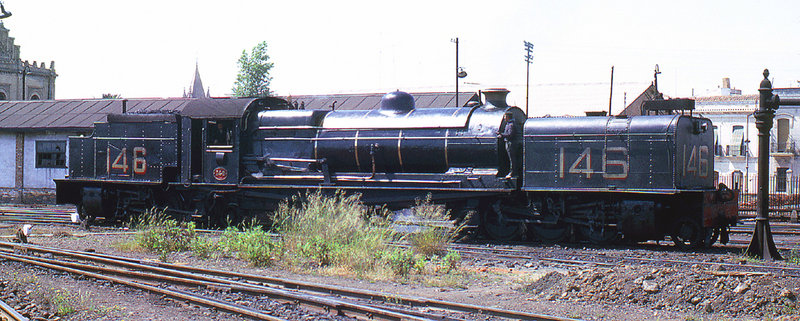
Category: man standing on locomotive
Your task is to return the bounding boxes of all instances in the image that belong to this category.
[499,112,518,179]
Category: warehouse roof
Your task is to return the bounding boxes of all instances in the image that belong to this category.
[0,92,480,131]
[284,92,479,110]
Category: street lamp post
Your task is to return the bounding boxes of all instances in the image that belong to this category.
[451,38,467,107]
[451,38,459,107]
[746,69,800,261]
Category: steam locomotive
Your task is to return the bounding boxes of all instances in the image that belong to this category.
[55,89,738,247]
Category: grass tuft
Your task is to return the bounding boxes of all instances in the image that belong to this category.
[273,190,395,271]
[128,208,198,261]
[405,195,462,257]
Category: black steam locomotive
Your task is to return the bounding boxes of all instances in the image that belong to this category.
[55,89,738,247]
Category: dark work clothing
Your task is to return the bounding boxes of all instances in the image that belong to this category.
[500,121,517,141]
[500,119,519,178]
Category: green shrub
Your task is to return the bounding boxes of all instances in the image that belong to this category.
[406,195,461,257]
[129,208,198,260]
[439,250,462,273]
[788,249,800,265]
[273,190,395,270]
[189,237,220,259]
[219,224,280,267]
[384,249,418,277]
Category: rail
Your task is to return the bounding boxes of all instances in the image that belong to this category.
[0,242,577,321]
[0,297,28,321]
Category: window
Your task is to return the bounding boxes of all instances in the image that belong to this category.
[206,120,233,146]
[0,92,6,100]
[777,118,790,152]
[732,170,743,190]
[29,94,40,100]
[776,167,788,193]
[36,140,66,168]
[729,125,744,156]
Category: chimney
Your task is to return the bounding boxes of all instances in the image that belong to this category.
[722,78,731,89]
[481,88,509,109]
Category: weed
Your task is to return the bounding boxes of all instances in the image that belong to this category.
[405,195,463,258]
[129,208,198,261]
[189,237,220,259]
[52,290,77,315]
[384,249,418,277]
[787,249,800,265]
[438,250,462,273]
[219,223,280,267]
[273,190,395,270]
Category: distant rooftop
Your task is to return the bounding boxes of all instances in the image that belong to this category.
[284,92,479,110]
[0,92,483,132]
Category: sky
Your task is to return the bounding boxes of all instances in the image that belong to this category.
[4,0,800,116]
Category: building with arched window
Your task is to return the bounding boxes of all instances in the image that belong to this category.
[0,22,57,100]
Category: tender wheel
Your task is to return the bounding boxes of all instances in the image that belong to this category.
[481,200,526,241]
[701,228,719,248]
[671,218,702,248]
[530,222,570,243]
[578,224,619,245]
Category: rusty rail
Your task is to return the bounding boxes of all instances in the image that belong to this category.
[0,297,28,321]
[0,242,575,321]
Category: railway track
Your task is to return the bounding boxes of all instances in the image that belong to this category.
[448,242,800,277]
[0,297,27,321]
[0,241,575,321]
[0,205,76,225]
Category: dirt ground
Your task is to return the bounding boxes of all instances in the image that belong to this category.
[1,224,800,321]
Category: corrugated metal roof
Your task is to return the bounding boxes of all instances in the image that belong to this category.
[0,92,483,131]
[0,98,260,131]
[285,92,479,110]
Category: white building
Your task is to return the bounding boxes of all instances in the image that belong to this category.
[695,82,800,194]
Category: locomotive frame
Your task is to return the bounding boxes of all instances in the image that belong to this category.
[55,89,738,247]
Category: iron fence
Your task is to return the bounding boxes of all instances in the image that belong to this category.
[717,174,800,219]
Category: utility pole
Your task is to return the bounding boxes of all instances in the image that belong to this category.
[524,41,534,115]
[608,66,614,115]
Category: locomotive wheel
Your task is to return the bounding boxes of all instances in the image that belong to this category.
[701,228,719,248]
[578,224,619,245]
[482,201,526,241]
[671,218,702,248]
[530,222,570,243]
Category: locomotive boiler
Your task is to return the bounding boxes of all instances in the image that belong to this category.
[55,89,737,248]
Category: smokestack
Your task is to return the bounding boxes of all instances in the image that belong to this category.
[481,88,509,109]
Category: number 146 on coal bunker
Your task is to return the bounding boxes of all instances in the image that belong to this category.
[554,144,710,180]
[682,145,710,178]
[106,147,147,175]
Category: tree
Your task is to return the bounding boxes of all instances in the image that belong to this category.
[232,41,274,97]
[102,93,122,99]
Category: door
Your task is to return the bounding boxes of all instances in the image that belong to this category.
[203,119,239,184]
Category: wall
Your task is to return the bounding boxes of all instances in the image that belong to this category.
[0,132,14,188]
[0,130,82,204]
[23,132,73,189]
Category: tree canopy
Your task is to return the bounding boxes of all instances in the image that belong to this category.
[232,41,274,97]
